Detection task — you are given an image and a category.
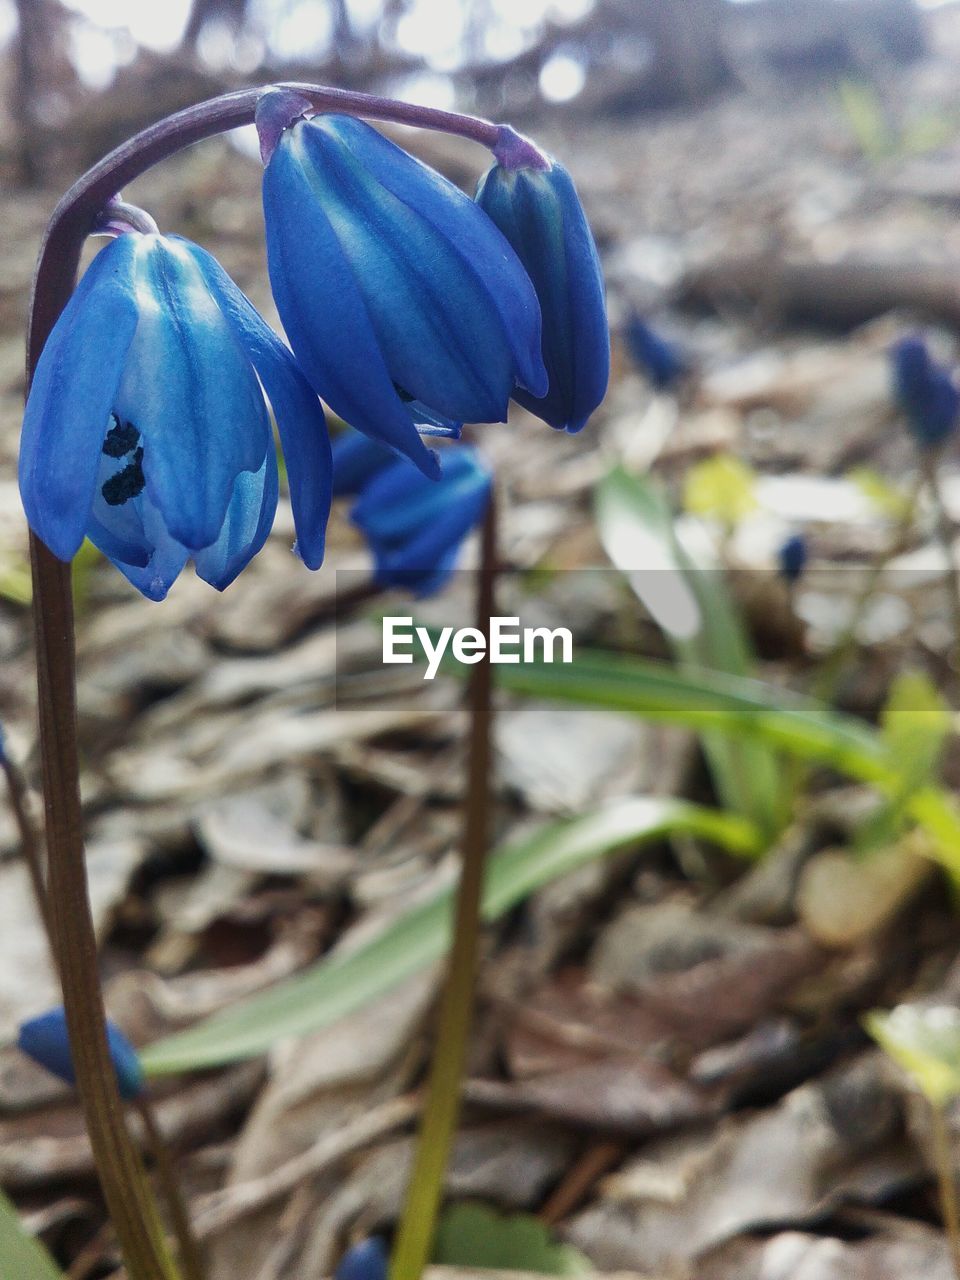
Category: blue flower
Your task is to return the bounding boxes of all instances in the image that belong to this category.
[20,231,331,600]
[891,335,960,449]
[257,101,547,477]
[331,428,398,499]
[335,1238,387,1280]
[777,532,807,584]
[18,1008,144,1101]
[624,313,689,391]
[475,154,609,433]
[351,446,492,596]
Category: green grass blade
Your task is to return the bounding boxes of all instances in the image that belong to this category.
[489,649,960,879]
[140,798,759,1075]
[0,1190,64,1280]
[596,467,784,834]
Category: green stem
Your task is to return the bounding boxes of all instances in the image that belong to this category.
[136,1097,206,1280]
[920,449,960,674]
[930,1101,960,1280]
[389,496,498,1280]
[30,540,180,1280]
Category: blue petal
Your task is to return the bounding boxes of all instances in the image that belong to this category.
[335,1239,388,1280]
[20,235,140,560]
[117,236,270,550]
[294,116,546,418]
[89,490,189,602]
[18,1007,144,1101]
[194,446,279,589]
[476,160,609,433]
[263,136,440,478]
[183,240,331,569]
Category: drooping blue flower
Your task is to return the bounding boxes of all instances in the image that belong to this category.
[475,153,609,433]
[335,1238,387,1280]
[331,428,398,499]
[351,446,492,596]
[891,335,960,450]
[256,99,547,477]
[20,231,331,600]
[624,313,689,391]
[18,1008,144,1101]
[777,532,808,584]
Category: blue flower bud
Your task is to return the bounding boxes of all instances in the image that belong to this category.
[624,313,689,391]
[20,231,331,599]
[335,1238,387,1280]
[891,335,960,449]
[18,1008,144,1101]
[332,428,401,499]
[475,155,609,433]
[351,446,492,596]
[257,102,547,477]
[777,532,807,584]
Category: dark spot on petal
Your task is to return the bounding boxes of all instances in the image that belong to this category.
[103,418,141,458]
[394,385,414,404]
[101,447,145,506]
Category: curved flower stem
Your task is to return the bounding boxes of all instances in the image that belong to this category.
[390,495,498,1280]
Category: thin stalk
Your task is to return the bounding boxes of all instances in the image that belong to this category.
[389,497,498,1280]
[0,750,52,953]
[920,449,960,672]
[30,540,179,1280]
[813,471,923,705]
[136,1097,206,1280]
[930,1101,960,1279]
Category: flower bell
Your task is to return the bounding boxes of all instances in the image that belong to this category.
[350,446,492,596]
[256,94,548,476]
[18,1008,144,1101]
[891,335,960,450]
[20,230,331,600]
[475,145,609,433]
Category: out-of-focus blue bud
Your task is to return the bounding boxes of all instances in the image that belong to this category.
[351,447,492,596]
[777,532,808,584]
[18,1008,144,1101]
[475,154,609,434]
[624,313,689,391]
[891,335,960,449]
[335,1238,388,1280]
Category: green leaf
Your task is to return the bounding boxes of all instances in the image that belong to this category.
[683,454,757,525]
[595,467,783,837]
[838,78,894,161]
[140,798,759,1074]
[433,1203,592,1275]
[0,1190,64,1280]
[858,671,952,850]
[486,648,960,881]
[866,1004,960,1106]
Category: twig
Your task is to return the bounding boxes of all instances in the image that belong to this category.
[930,1101,960,1280]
